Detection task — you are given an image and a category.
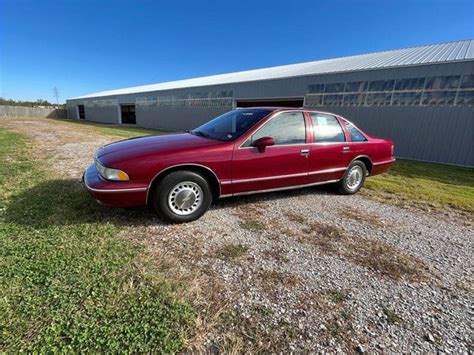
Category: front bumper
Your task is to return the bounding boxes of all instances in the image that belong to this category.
[83,164,148,207]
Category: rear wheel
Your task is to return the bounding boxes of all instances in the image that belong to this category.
[153,171,212,223]
[337,160,366,195]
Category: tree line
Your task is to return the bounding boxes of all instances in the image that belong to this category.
[0,97,65,108]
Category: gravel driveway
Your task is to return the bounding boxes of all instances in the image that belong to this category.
[3,117,472,353]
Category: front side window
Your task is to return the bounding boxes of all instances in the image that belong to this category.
[310,113,345,143]
[249,112,306,146]
[192,109,272,141]
[344,121,367,142]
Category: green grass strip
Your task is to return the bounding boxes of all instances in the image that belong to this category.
[365,159,474,214]
[0,128,192,352]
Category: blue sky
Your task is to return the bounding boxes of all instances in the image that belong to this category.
[1,0,473,103]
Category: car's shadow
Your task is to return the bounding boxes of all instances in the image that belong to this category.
[4,178,338,228]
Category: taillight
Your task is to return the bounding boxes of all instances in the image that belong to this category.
[391,144,394,156]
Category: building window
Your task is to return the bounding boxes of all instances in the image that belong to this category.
[305,95,323,107]
[391,92,422,106]
[307,84,324,94]
[365,93,392,106]
[460,74,474,89]
[425,75,460,90]
[368,80,395,92]
[305,73,472,108]
[323,94,344,106]
[455,91,474,106]
[325,83,345,93]
[394,77,426,91]
[310,113,345,143]
[343,93,366,106]
[422,91,457,106]
[345,81,368,93]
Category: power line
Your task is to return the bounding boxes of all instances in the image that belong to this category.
[53,87,60,105]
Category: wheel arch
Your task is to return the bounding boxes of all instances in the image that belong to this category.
[146,164,221,205]
[350,155,373,175]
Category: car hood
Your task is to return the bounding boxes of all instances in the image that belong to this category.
[96,132,223,166]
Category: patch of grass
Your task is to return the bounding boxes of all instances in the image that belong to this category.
[382,306,402,325]
[327,289,348,304]
[215,244,249,261]
[325,309,354,343]
[239,219,266,231]
[218,308,298,352]
[52,118,170,138]
[250,304,274,317]
[0,128,192,352]
[364,159,474,215]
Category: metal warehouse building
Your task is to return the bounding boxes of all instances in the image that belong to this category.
[67,40,474,167]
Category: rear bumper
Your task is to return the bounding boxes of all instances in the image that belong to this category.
[372,158,396,175]
[83,164,148,207]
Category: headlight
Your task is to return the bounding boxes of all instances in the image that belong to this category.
[95,159,129,181]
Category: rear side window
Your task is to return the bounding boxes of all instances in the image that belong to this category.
[250,112,306,145]
[310,113,345,143]
[344,121,367,142]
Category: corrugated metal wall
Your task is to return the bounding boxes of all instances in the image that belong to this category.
[317,106,473,167]
[66,61,474,166]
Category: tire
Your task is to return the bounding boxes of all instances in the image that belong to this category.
[152,170,212,223]
[337,160,367,195]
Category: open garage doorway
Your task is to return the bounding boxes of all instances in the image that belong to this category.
[120,104,136,124]
[235,98,304,108]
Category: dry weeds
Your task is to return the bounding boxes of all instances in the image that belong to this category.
[281,212,432,282]
[215,243,249,262]
[337,206,388,227]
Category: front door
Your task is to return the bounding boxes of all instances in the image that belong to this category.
[231,111,310,194]
[307,112,350,183]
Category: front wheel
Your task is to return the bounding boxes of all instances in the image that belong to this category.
[337,161,367,195]
[152,171,212,223]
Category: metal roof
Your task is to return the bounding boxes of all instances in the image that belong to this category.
[71,40,474,99]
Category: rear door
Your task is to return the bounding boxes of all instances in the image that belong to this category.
[231,111,310,194]
[341,119,371,160]
[307,112,350,183]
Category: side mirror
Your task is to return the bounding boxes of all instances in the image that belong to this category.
[253,136,275,153]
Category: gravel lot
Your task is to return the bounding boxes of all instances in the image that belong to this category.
[3,117,472,352]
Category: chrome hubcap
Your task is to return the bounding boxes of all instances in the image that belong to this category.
[346,166,363,191]
[168,181,203,216]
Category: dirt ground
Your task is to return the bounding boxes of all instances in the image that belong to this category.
[2,117,472,352]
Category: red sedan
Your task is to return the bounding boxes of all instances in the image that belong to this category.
[83,108,395,222]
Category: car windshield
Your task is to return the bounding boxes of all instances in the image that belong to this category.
[191,109,273,141]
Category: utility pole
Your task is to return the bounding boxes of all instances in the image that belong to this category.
[53,87,60,105]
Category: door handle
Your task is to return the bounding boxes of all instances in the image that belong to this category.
[300,149,310,157]
[343,146,350,152]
